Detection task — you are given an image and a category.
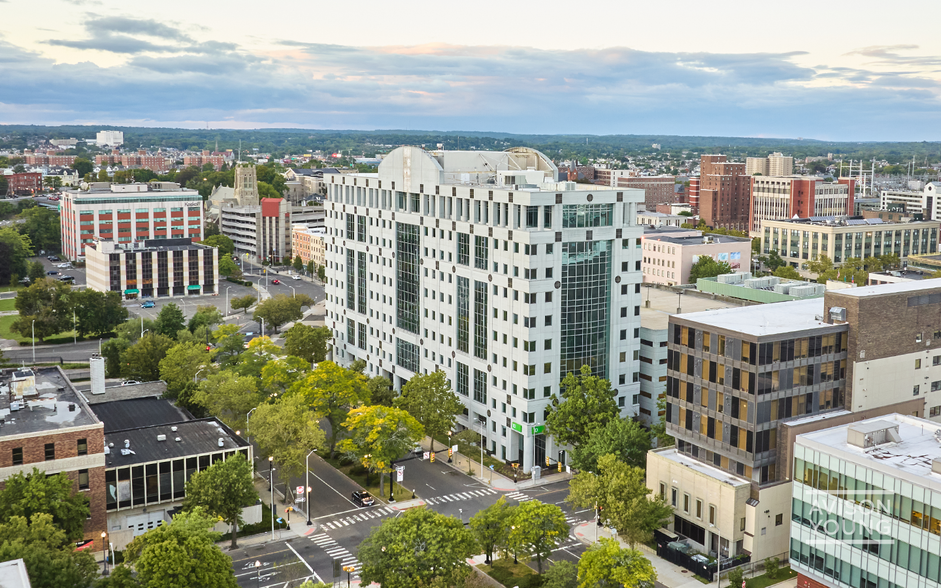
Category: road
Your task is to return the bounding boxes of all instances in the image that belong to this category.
[233,454,590,587]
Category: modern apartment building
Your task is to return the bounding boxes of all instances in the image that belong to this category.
[761,217,939,267]
[324,146,644,471]
[750,177,855,234]
[790,414,941,588]
[119,150,169,173]
[60,182,204,260]
[689,177,701,214]
[881,181,941,220]
[699,155,752,232]
[641,229,752,286]
[593,168,633,187]
[85,238,218,298]
[746,153,794,177]
[617,175,677,208]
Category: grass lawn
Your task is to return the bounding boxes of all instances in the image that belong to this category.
[319,452,413,503]
[0,285,24,293]
[477,558,539,588]
[746,566,798,588]
[0,315,81,345]
[0,298,16,311]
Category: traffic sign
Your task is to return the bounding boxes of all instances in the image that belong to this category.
[396,465,404,482]
[296,485,304,496]
[423,451,430,460]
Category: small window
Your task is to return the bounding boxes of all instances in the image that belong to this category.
[79,469,89,490]
[696,499,703,519]
[709,504,716,525]
[916,359,922,369]
[659,483,666,499]
[45,443,55,461]
[12,447,23,466]
[775,513,783,526]
[914,385,921,396]
[683,493,690,514]
[671,488,678,507]
[77,439,88,456]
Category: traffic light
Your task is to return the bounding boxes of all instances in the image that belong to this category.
[430,452,435,463]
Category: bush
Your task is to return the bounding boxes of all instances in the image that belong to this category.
[726,566,745,588]
[764,557,779,580]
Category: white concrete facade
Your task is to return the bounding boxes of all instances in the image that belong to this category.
[881,182,941,220]
[324,146,644,472]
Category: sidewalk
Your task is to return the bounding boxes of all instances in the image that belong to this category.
[418,436,573,492]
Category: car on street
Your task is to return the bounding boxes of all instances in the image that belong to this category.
[271,279,281,285]
[141,300,155,308]
[48,255,60,262]
[58,275,75,283]
[56,263,72,269]
[46,270,59,276]
[352,491,374,507]
[120,380,140,386]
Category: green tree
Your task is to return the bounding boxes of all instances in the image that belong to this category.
[296,361,370,456]
[192,371,263,431]
[27,260,45,282]
[544,560,578,588]
[571,418,651,473]
[187,305,223,333]
[567,454,673,547]
[306,260,315,275]
[121,332,174,382]
[766,249,786,271]
[367,376,395,407]
[73,290,128,338]
[469,496,512,565]
[577,538,656,588]
[727,566,745,588]
[0,468,90,540]
[155,302,185,338]
[293,255,304,272]
[12,278,73,342]
[235,335,283,378]
[339,405,424,492]
[159,342,212,401]
[394,370,464,453]
[253,294,307,332]
[807,254,834,276]
[773,265,801,280]
[94,565,140,588]
[0,513,98,588]
[260,355,310,397]
[124,507,237,588]
[251,394,326,479]
[101,337,130,378]
[880,253,900,269]
[212,323,245,366]
[200,234,235,256]
[16,207,61,252]
[218,257,242,279]
[506,500,569,574]
[230,294,256,314]
[650,395,675,448]
[688,256,734,282]
[546,364,620,448]
[317,265,326,282]
[204,222,221,238]
[0,227,33,286]
[358,508,477,588]
[182,454,258,549]
[72,157,94,178]
[97,169,110,182]
[283,323,331,363]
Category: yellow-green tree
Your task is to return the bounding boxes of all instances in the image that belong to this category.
[394,370,464,453]
[296,361,370,456]
[505,500,569,574]
[339,405,424,491]
[577,537,656,588]
[251,395,325,479]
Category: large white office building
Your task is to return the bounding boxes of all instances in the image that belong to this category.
[324,146,644,471]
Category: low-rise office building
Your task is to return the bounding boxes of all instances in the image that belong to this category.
[761,217,939,267]
[881,181,941,219]
[292,225,326,267]
[750,177,854,234]
[642,229,752,286]
[219,197,292,263]
[85,238,218,299]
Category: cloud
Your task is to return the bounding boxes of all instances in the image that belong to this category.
[5,37,941,140]
[844,45,941,67]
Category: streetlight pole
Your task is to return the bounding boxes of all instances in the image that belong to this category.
[225,286,231,316]
[254,561,261,584]
[478,420,485,483]
[447,430,453,463]
[247,407,257,435]
[268,457,276,541]
[306,449,316,525]
[194,368,204,384]
[289,285,296,299]
[101,532,109,576]
[73,310,76,344]
[31,320,35,364]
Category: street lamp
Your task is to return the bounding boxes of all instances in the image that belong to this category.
[710,515,723,586]
[31,320,35,364]
[194,367,204,384]
[225,286,232,316]
[447,430,453,463]
[289,285,296,299]
[268,457,276,541]
[247,407,257,435]
[306,449,317,525]
[101,531,109,576]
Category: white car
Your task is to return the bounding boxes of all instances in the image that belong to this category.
[293,275,302,280]
[57,263,72,269]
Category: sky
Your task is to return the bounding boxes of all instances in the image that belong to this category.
[1,0,940,141]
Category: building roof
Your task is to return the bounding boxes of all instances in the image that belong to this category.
[767,215,932,228]
[797,414,941,488]
[104,418,248,467]
[80,381,168,404]
[672,298,834,337]
[0,558,32,588]
[652,447,750,487]
[644,232,751,246]
[640,286,747,331]
[0,368,101,436]
[90,397,191,434]
[828,277,941,298]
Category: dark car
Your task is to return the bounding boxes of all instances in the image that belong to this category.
[46,270,59,276]
[352,491,374,507]
[48,256,60,262]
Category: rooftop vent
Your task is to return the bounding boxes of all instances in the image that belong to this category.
[848,420,902,449]
[175,437,181,442]
[157,434,166,442]
[830,307,847,323]
[171,426,178,432]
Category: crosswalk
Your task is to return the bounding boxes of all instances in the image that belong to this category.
[424,488,498,504]
[309,533,361,579]
[319,507,395,531]
[504,490,531,502]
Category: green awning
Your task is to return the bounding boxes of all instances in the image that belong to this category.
[124,289,139,294]
[187,285,201,290]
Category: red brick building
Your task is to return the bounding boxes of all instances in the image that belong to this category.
[688,177,700,212]
[0,368,107,551]
[24,150,77,167]
[121,150,169,173]
[616,175,677,209]
[183,151,226,171]
[4,172,42,195]
[698,155,751,231]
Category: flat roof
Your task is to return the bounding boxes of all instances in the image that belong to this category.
[644,233,751,245]
[797,414,941,486]
[105,418,248,467]
[672,298,836,337]
[828,277,941,298]
[640,286,747,331]
[0,368,100,436]
[90,398,191,434]
[0,558,32,588]
[780,409,852,428]
[652,447,750,487]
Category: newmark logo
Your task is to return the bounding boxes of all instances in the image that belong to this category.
[804,487,894,547]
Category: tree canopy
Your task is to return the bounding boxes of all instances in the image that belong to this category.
[469,497,512,565]
[154,303,186,338]
[0,513,97,588]
[283,323,331,363]
[506,501,570,574]
[121,332,175,382]
[182,454,257,549]
[394,370,463,453]
[251,394,326,479]
[571,418,651,473]
[577,537,657,588]
[546,364,620,448]
[340,405,424,481]
[12,278,73,342]
[295,361,370,456]
[688,255,734,283]
[0,468,90,541]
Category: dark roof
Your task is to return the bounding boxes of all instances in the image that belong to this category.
[90,397,190,433]
[104,418,248,467]
[0,368,100,436]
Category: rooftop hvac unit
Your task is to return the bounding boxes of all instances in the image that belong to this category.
[830,307,847,322]
[157,434,166,442]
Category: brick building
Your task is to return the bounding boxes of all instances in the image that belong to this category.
[4,172,42,196]
[750,176,855,233]
[0,367,107,551]
[23,150,77,167]
[120,150,169,173]
[183,151,226,171]
[617,175,677,209]
[698,155,751,231]
[688,177,700,213]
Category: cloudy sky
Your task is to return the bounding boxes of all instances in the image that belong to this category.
[1,0,939,141]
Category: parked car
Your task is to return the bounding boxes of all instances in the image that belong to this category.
[18,277,30,285]
[293,274,302,280]
[56,263,71,268]
[271,279,281,285]
[46,270,59,276]
[141,300,155,308]
[352,491,374,507]
[48,255,60,262]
